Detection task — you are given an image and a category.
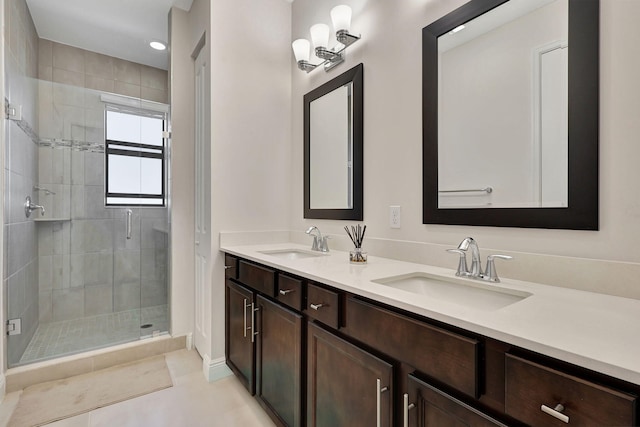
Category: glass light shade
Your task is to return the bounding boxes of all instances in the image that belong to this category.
[292,39,311,62]
[331,5,352,32]
[310,23,330,49]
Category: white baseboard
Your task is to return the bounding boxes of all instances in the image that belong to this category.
[202,354,232,382]
[186,333,194,350]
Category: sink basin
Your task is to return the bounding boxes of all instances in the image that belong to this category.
[258,249,324,260]
[372,272,531,311]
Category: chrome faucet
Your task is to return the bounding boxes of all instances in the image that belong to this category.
[447,237,512,283]
[305,226,330,252]
[24,196,45,218]
[457,237,483,277]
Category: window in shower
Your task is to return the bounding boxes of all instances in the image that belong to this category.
[105,108,166,206]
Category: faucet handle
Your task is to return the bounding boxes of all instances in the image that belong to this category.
[482,254,512,283]
[320,235,331,252]
[446,249,469,276]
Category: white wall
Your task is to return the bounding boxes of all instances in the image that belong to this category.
[207,0,292,365]
[290,0,640,272]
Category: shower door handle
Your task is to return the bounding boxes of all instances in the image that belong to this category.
[126,209,132,239]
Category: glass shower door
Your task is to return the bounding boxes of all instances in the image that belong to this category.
[5,78,170,367]
[104,106,169,340]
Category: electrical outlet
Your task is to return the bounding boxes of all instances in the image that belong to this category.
[390,206,401,228]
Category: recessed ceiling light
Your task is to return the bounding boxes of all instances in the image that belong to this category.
[150,41,166,51]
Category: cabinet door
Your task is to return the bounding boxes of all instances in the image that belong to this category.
[256,295,303,427]
[225,279,255,394]
[307,321,393,427]
[405,374,509,427]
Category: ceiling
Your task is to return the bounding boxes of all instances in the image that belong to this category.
[25,0,194,70]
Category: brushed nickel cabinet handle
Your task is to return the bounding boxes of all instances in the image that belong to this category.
[403,393,416,427]
[310,303,324,310]
[224,265,233,270]
[376,378,389,427]
[279,289,294,295]
[243,299,250,338]
[251,303,260,343]
[541,404,569,423]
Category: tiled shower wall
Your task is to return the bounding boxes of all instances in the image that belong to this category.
[4,0,40,366]
[35,41,169,323]
[3,1,169,365]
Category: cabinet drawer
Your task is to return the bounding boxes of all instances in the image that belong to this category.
[305,283,340,329]
[505,354,637,426]
[238,260,276,297]
[224,254,237,279]
[344,296,479,398]
[277,274,303,312]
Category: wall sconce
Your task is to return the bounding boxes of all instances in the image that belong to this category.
[292,5,361,73]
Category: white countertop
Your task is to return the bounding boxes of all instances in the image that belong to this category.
[221,242,640,385]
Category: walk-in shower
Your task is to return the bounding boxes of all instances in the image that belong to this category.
[3,4,171,368]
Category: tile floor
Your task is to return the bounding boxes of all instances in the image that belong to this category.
[19,306,169,365]
[0,349,276,427]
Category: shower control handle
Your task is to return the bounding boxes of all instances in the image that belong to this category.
[24,196,45,218]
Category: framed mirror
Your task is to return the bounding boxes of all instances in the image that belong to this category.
[423,0,599,229]
[304,63,363,220]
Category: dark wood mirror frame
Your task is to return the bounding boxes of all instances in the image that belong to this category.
[304,63,363,220]
[423,0,599,230]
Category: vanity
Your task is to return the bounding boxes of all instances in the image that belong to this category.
[233,0,625,424]
[222,243,640,427]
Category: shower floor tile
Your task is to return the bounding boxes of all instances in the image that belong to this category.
[19,305,169,365]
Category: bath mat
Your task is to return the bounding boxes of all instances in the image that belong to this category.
[8,355,173,427]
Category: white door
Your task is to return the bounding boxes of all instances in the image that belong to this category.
[194,46,211,357]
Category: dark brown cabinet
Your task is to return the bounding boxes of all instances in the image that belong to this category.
[224,254,640,427]
[307,321,393,427]
[225,279,255,394]
[305,283,341,329]
[505,354,637,426]
[344,296,480,398]
[277,274,303,311]
[405,374,509,427]
[256,295,304,427]
[225,261,304,427]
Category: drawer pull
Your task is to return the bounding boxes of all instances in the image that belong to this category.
[279,289,294,295]
[403,393,416,427]
[541,404,569,423]
[310,303,324,310]
[376,378,389,427]
[224,265,233,270]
